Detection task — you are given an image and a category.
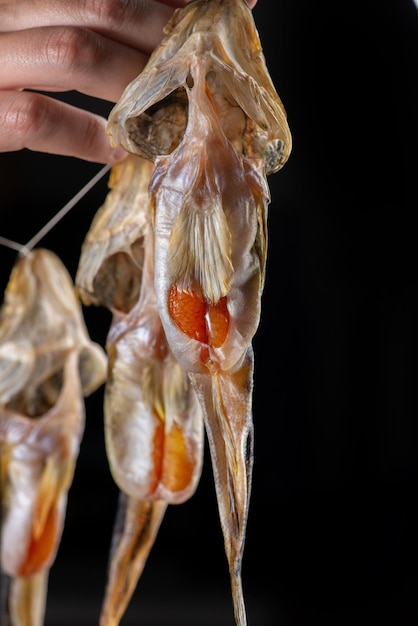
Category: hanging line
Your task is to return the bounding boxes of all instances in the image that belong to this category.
[0,163,111,257]
[24,163,111,251]
[0,235,28,255]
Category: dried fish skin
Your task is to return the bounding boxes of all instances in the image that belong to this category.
[0,249,107,595]
[105,320,204,504]
[105,324,204,504]
[8,569,49,626]
[146,63,260,626]
[107,0,292,175]
[99,495,167,626]
[102,4,288,625]
[96,157,204,626]
[76,152,204,504]
[0,249,107,410]
[76,156,155,315]
[189,346,254,626]
[104,222,204,505]
[149,58,269,378]
[0,351,84,578]
[101,285,203,626]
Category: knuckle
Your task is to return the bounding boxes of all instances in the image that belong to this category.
[44,26,102,75]
[1,94,49,141]
[81,0,148,29]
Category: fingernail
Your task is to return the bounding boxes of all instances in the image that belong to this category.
[110,147,129,162]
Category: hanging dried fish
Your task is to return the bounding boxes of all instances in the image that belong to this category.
[105,1,292,625]
[108,0,291,173]
[76,155,204,626]
[0,249,107,626]
[75,156,152,315]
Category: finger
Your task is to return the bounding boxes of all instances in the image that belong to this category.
[0,27,149,102]
[0,90,127,163]
[0,0,176,55]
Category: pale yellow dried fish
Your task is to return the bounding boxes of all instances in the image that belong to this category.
[99,496,167,626]
[0,249,107,626]
[105,1,291,625]
[103,243,204,507]
[100,242,203,625]
[148,61,264,626]
[77,155,204,626]
[75,156,154,315]
[107,0,292,175]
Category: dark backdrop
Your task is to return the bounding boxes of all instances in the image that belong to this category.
[1,1,418,624]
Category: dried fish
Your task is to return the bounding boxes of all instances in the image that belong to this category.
[103,227,204,507]
[77,155,204,626]
[107,0,291,174]
[105,1,291,624]
[0,249,107,626]
[75,156,152,315]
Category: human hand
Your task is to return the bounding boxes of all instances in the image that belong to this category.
[0,0,258,164]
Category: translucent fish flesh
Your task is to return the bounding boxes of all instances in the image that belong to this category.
[77,155,204,626]
[105,1,291,624]
[0,248,107,626]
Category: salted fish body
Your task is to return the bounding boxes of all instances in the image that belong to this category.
[0,249,107,626]
[103,3,292,624]
[76,155,203,626]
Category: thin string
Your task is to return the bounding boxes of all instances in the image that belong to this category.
[0,163,111,257]
[0,235,29,255]
[24,163,111,251]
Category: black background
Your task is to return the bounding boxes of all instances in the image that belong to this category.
[1,0,418,624]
